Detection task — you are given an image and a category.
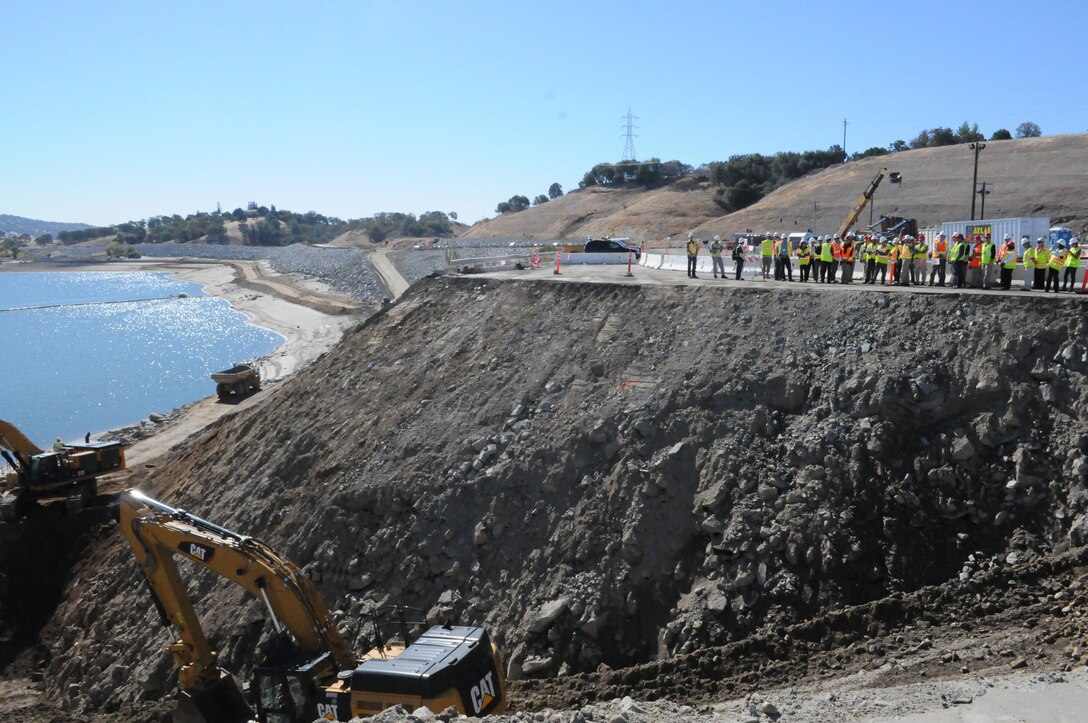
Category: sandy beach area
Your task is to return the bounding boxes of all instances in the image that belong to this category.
[0,257,369,468]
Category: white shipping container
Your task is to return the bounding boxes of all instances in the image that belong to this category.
[938,217,1050,246]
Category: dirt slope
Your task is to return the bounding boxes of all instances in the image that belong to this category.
[465,176,724,241]
[467,135,1088,242]
[8,275,1088,718]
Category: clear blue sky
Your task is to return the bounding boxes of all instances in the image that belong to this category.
[3,0,1086,227]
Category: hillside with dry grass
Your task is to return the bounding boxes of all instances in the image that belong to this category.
[466,134,1088,242]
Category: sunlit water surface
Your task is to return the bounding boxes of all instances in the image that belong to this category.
[0,271,281,446]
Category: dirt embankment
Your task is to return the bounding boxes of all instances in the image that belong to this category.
[466,135,1088,242]
[7,277,1088,719]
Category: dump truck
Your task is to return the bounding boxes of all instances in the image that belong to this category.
[0,419,125,520]
[212,362,261,400]
[118,489,507,722]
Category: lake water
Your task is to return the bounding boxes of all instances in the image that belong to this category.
[0,271,282,448]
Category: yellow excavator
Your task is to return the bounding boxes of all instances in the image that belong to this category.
[836,167,903,239]
[0,418,125,521]
[118,489,506,722]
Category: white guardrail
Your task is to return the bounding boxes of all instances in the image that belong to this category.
[640,250,763,277]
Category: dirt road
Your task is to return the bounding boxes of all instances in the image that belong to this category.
[368,249,411,298]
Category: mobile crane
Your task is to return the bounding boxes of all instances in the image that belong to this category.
[836,167,903,239]
[118,489,505,723]
[0,418,125,521]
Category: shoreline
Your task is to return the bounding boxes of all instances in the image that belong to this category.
[0,258,369,469]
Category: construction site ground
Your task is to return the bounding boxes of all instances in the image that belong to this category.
[5,257,1088,722]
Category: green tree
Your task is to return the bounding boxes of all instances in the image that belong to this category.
[34,233,53,245]
[533,195,549,206]
[990,128,1012,140]
[889,139,909,152]
[635,158,663,184]
[849,146,889,161]
[725,179,763,211]
[548,182,563,199]
[1016,121,1042,138]
[2,237,25,259]
[955,121,984,143]
[449,211,458,221]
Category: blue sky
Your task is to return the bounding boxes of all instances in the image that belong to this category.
[3,1,1086,227]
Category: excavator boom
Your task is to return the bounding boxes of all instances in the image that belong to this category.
[0,418,43,459]
[837,167,898,238]
[117,489,506,722]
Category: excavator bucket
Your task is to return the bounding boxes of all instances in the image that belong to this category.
[173,674,254,723]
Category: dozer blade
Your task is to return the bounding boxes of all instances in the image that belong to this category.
[173,674,254,723]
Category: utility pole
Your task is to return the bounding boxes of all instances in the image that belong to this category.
[969,142,986,220]
[978,182,991,220]
[842,118,848,162]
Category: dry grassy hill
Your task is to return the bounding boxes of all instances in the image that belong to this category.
[466,134,1088,242]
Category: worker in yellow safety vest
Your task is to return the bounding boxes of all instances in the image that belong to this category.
[686,232,700,278]
[874,237,890,285]
[760,233,774,280]
[819,236,834,283]
[912,235,928,286]
[949,232,969,288]
[1020,238,1036,291]
[796,240,812,282]
[863,235,878,284]
[709,235,726,279]
[1032,238,1049,291]
[980,235,1000,290]
[1063,238,1081,291]
[998,239,1018,290]
[1046,242,1067,292]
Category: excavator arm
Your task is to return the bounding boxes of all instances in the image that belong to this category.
[0,418,43,458]
[837,167,900,238]
[0,418,42,476]
[118,489,356,720]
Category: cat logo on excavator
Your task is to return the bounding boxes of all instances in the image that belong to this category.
[470,671,497,714]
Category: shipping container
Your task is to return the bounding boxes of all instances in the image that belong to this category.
[938,217,1050,247]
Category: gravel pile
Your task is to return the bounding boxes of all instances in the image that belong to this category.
[133,243,384,302]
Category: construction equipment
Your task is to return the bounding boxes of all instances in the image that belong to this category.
[118,489,506,723]
[837,167,902,238]
[865,215,919,239]
[212,362,261,401]
[0,419,125,521]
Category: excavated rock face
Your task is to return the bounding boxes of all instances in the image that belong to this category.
[26,278,1088,713]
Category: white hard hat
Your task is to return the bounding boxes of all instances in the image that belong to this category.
[1072,237,1081,245]
[938,232,946,237]
[1003,233,1012,240]
[833,233,841,239]
[713,234,721,241]
[1037,237,1046,242]
[687,231,694,238]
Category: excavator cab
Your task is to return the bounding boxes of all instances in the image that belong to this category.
[253,651,350,723]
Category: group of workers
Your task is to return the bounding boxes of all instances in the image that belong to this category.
[684,230,1084,292]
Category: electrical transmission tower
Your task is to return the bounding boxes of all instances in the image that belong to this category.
[621,109,639,161]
